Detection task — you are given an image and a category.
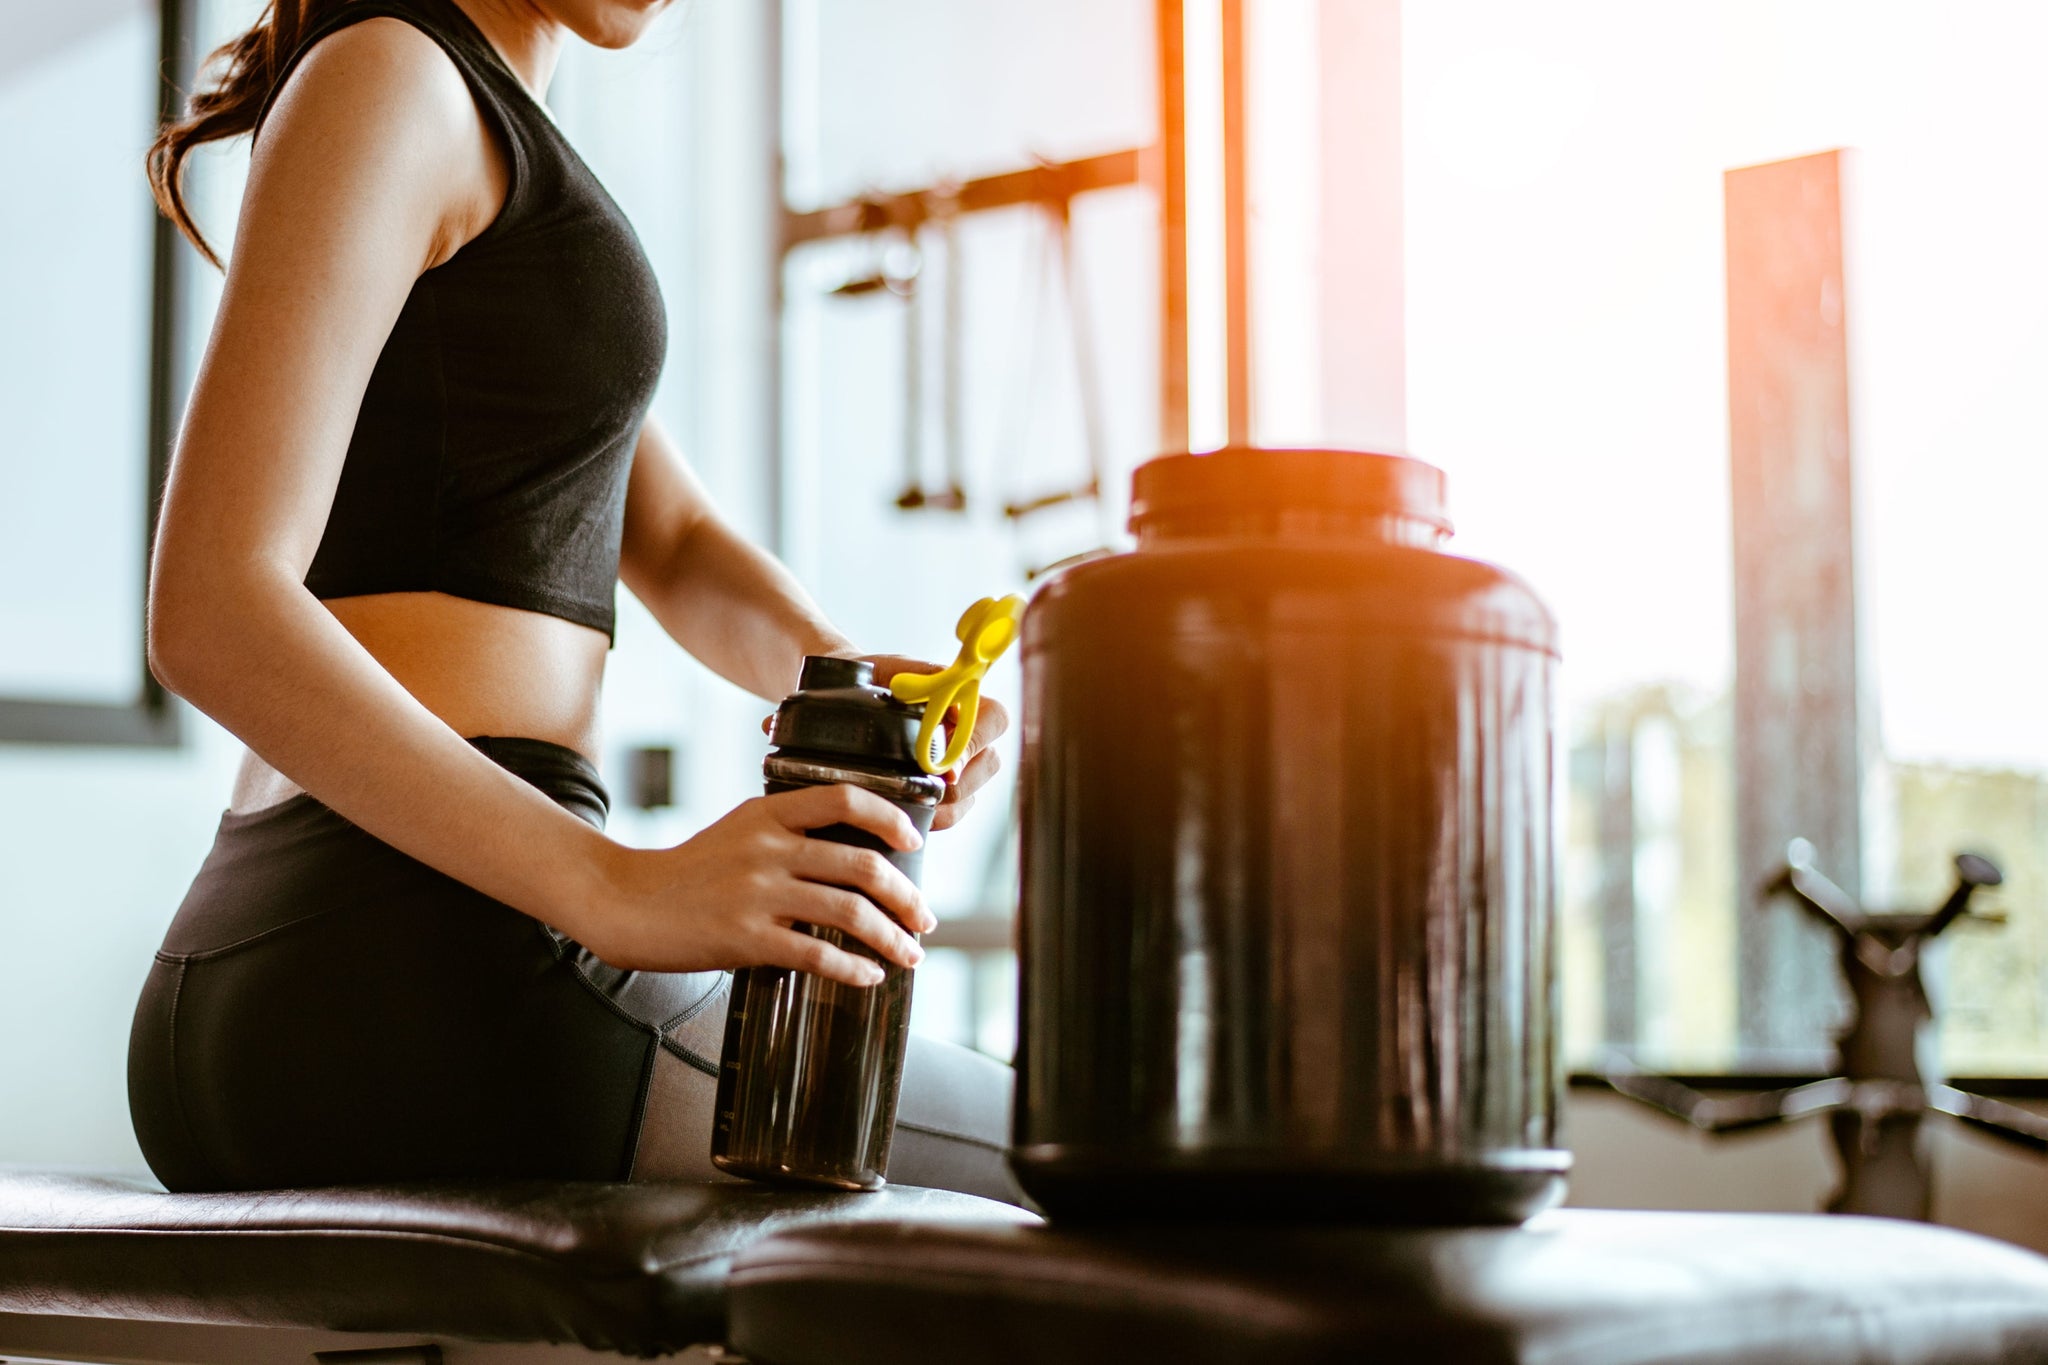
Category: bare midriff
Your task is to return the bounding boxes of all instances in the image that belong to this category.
[228,591,610,814]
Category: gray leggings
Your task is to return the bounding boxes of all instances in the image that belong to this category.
[128,735,1020,1203]
[628,971,1017,1197]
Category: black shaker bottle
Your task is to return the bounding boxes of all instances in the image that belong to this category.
[710,655,946,1190]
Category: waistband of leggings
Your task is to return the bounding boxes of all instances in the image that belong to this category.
[468,736,610,824]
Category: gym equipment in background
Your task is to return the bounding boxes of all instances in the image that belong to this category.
[997,189,1109,533]
[1604,841,2048,1219]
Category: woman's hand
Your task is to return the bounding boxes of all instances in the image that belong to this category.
[856,654,1011,832]
[590,783,938,987]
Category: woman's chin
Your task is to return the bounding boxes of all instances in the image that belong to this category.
[553,0,673,50]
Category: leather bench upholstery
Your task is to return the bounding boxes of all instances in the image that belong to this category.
[0,1170,1036,1358]
[727,1208,2048,1365]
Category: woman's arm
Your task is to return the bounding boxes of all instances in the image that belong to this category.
[150,20,928,984]
[618,418,1007,829]
[618,418,854,700]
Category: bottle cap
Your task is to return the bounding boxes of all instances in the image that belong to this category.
[770,658,928,768]
[1129,447,1452,543]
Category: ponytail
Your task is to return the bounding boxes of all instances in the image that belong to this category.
[147,0,351,270]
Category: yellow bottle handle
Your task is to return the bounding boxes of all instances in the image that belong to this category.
[889,595,1026,774]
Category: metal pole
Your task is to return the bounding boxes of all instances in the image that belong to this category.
[1220,0,1251,448]
[764,0,787,556]
[142,0,198,742]
[1155,0,1190,452]
[782,152,1141,249]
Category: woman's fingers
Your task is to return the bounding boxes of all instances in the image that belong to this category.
[963,693,1011,751]
[788,883,924,967]
[761,927,888,988]
[940,693,1007,781]
[763,783,922,850]
[937,693,1010,776]
[792,839,935,933]
[930,792,977,832]
[951,744,1002,800]
[859,654,943,690]
[930,737,1002,830]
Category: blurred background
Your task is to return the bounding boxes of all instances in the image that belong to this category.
[3,0,2045,1247]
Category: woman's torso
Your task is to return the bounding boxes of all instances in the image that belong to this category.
[234,0,667,812]
[230,592,608,812]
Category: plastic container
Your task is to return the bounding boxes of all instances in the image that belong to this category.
[710,656,944,1190]
[1011,447,1568,1223]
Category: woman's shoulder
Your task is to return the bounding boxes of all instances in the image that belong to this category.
[261,16,485,155]
[250,15,510,266]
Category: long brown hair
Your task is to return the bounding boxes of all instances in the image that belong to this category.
[147,0,351,270]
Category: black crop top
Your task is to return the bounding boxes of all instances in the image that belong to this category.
[254,0,667,640]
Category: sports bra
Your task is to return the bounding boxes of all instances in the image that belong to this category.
[254,0,667,641]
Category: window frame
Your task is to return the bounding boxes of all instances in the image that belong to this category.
[0,0,193,748]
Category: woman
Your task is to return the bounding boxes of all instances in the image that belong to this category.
[127,0,1016,1200]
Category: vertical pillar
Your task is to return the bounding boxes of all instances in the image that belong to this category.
[1220,0,1251,447]
[1155,0,1190,453]
[1317,0,1405,453]
[1594,716,1639,1050]
[145,0,200,737]
[760,0,786,556]
[1725,150,1861,1058]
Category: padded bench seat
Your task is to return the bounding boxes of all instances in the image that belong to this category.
[0,1169,1036,1360]
[727,1208,2048,1365]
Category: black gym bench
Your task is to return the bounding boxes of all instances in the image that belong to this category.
[8,1168,2048,1363]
